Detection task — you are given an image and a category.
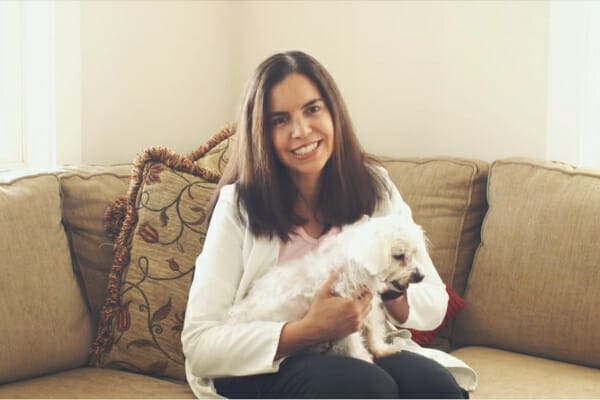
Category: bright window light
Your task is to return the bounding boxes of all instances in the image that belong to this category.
[0,1,24,168]
[0,1,55,170]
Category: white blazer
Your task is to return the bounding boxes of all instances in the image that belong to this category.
[181,167,451,398]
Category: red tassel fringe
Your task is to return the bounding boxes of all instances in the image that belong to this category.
[409,284,466,347]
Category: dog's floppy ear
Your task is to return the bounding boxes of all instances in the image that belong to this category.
[345,228,386,276]
[348,250,379,276]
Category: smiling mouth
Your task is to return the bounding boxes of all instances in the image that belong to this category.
[291,140,321,156]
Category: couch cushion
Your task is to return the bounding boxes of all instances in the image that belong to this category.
[58,165,131,330]
[380,157,488,297]
[0,367,194,398]
[0,173,92,384]
[451,346,600,399]
[453,158,600,368]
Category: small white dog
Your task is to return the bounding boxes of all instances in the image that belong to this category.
[227,213,426,363]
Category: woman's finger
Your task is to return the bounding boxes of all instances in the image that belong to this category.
[317,269,342,298]
[352,286,371,299]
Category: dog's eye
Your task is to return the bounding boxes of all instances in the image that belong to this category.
[393,254,406,262]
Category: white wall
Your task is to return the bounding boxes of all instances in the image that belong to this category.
[79,0,549,164]
[56,1,82,165]
[80,1,239,164]
[237,1,549,162]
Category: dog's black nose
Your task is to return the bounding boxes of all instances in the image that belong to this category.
[410,270,425,283]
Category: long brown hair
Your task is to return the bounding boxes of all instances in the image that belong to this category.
[211,51,388,241]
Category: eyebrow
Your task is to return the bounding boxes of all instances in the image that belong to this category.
[268,98,324,117]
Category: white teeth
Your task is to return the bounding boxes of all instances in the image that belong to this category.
[292,142,318,156]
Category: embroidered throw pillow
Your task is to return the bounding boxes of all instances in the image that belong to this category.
[90,126,234,380]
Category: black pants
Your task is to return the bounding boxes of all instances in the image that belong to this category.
[214,351,468,399]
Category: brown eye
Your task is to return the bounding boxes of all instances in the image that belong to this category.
[393,254,406,262]
[306,105,320,114]
[271,116,288,127]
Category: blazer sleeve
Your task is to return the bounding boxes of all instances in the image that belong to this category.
[375,166,449,331]
[181,185,286,379]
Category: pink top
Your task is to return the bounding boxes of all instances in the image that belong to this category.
[278,225,340,264]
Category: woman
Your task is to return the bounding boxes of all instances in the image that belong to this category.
[182,51,467,398]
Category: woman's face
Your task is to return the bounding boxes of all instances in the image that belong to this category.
[268,73,334,186]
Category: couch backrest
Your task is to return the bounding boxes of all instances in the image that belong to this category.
[57,165,131,332]
[453,158,600,368]
[65,157,488,304]
[0,172,93,384]
[381,157,488,296]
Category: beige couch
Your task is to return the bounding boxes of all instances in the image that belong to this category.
[1,156,599,398]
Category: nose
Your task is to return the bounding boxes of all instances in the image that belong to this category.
[291,116,311,139]
[410,269,425,283]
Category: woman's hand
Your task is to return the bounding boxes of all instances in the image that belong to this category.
[383,290,410,324]
[274,270,372,360]
[301,269,373,341]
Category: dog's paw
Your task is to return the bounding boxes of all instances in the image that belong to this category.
[371,343,402,359]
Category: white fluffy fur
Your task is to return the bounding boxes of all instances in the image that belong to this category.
[227,214,426,363]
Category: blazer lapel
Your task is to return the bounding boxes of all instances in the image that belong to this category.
[235,233,279,302]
